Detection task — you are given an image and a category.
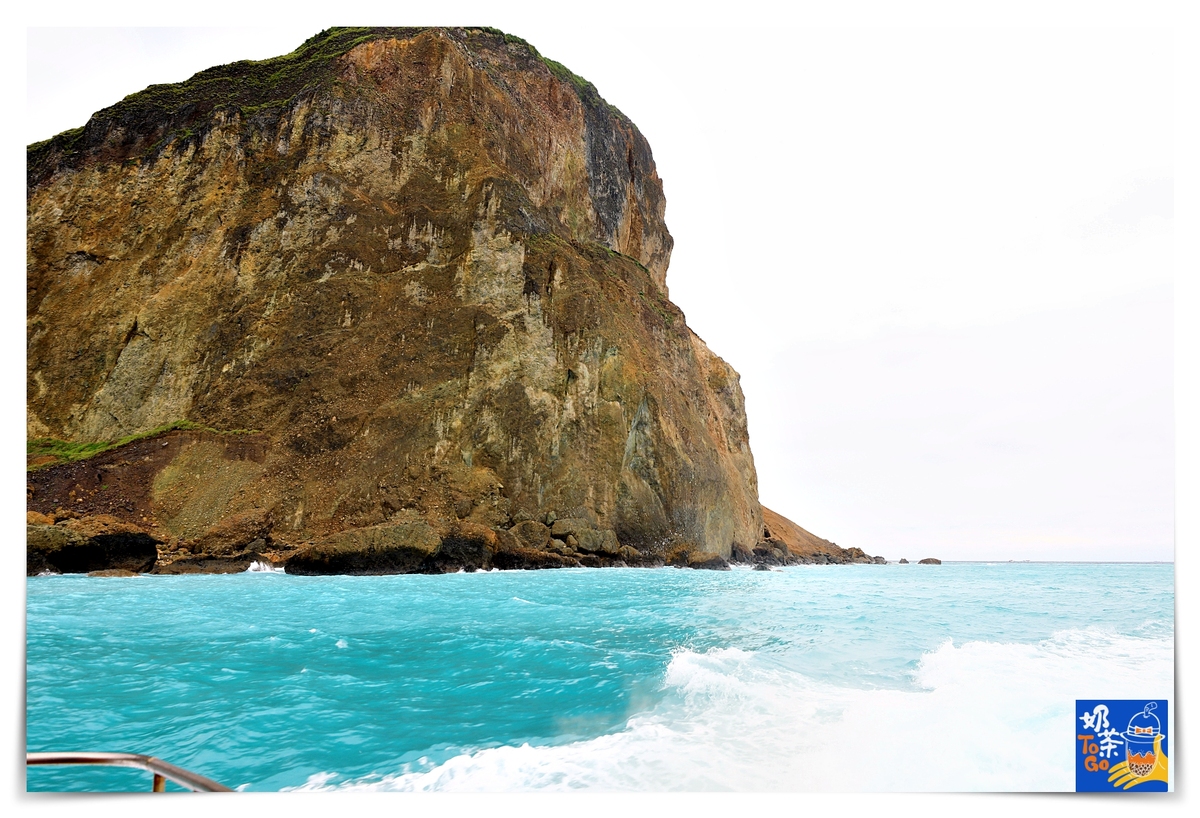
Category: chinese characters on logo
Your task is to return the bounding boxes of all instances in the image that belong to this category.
[1075,700,1168,792]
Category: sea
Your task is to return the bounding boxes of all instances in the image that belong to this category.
[25,562,1174,792]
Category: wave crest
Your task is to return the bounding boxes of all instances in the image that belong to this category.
[287,628,1172,792]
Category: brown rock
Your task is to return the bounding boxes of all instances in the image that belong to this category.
[286,521,440,575]
[510,520,552,551]
[26,511,53,526]
[575,528,621,555]
[547,538,574,556]
[59,514,146,539]
[445,521,499,550]
[87,569,140,577]
[26,524,84,575]
[492,522,576,566]
[760,506,880,566]
[491,545,580,570]
[550,518,590,539]
[153,557,257,575]
[560,507,599,527]
[26,27,763,568]
[27,517,159,575]
[687,552,730,570]
[844,548,874,564]
[182,508,273,556]
[490,526,522,553]
[919,558,942,565]
[425,522,498,572]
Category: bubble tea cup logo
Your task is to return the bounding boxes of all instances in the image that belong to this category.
[1076,700,1169,792]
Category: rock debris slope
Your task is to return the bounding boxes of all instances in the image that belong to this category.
[27,27,872,573]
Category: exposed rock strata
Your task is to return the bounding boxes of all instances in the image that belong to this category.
[26,445,875,574]
[27,27,877,574]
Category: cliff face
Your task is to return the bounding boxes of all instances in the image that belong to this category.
[27,27,763,568]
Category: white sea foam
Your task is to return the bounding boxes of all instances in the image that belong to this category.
[245,560,284,573]
[288,628,1173,792]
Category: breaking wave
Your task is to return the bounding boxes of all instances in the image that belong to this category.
[287,626,1173,792]
[245,560,285,573]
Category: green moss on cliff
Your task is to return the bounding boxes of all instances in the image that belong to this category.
[27,25,629,169]
[27,27,412,173]
[466,27,629,124]
[28,420,258,471]
[27,125,84,155]
[101,27,391,122]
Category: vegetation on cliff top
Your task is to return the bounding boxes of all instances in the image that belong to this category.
[27,26,628,171]
[27,28,407,159]
[474,27,629,123]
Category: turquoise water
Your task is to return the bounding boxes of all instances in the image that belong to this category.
[25,563,1173,791]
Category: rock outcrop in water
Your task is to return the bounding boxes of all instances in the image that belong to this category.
[27,27,875,574]
[27,511,159,575]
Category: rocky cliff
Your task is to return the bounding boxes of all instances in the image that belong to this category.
[756,507,882,565]
[27,27,869,574]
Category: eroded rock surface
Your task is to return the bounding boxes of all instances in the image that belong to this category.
[26,27,865,574]
[27,513,160,575]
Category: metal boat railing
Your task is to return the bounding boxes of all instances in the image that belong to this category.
[27,752,233,792]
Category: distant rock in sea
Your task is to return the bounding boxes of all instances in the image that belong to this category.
[918,558,942,565]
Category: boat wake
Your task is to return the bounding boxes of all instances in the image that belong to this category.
[286,626,1173,792]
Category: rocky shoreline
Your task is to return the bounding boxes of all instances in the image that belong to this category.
[27,423,890,577]
[27,505,888,577]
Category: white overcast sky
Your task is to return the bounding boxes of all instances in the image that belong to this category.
[12,2,1194,564]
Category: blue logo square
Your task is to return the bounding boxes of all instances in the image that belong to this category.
[1076,700,1168,792]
